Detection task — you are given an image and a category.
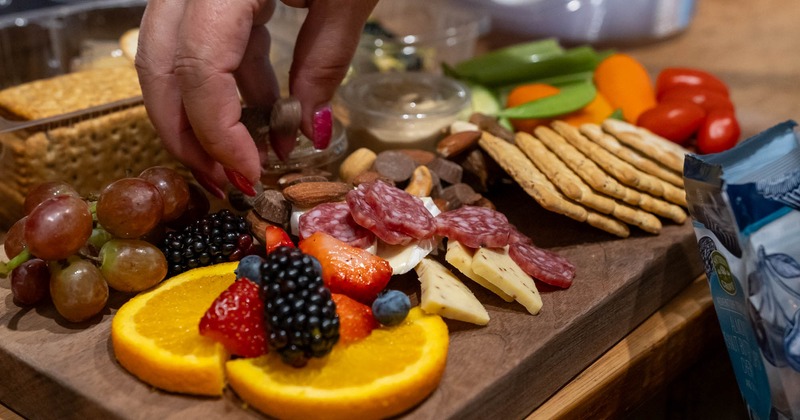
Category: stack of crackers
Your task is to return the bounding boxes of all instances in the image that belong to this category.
[478,118,689,238]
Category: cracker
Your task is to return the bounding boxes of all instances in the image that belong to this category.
[0,66,142,120]
[478,131,630,238]
[534,125,688,208]
[579,123,684,187]
[552,121,687,207]
[601,119,688,174]
[516,131,661,234]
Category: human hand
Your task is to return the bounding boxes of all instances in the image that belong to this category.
[135,0,378,197]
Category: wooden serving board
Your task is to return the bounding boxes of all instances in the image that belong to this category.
[0,182,704,419]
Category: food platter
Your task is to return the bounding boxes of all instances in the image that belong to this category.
[0,176,703,418]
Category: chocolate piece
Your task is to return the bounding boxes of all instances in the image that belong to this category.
[426,157,463,185]
[440,183,482,209]
[372,150,417,183]
[352,170,396,187]
[251,189,291,227]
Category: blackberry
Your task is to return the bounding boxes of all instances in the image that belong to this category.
[260,246,339,367]
[161,209,253,277]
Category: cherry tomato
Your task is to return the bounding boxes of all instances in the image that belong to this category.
[636,101,706,145]
[696,108,741,154]
[656,68,730,99]
[659,86,734,113]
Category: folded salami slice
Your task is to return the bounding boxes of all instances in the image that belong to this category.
[434,206,511,249]
[363,180,436,240]
[346,183,415,245]
[298,201,375,249]
[508,224,533,245]
[509,242,575,288]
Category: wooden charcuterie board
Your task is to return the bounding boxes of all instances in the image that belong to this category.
[0,182,704,419]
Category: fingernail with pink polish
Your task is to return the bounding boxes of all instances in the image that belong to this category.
[224,167,257,197]
[191,169,226,200]
[312,105,332,150]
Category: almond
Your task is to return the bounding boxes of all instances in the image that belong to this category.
[282,181,352,208]
[436,130,481,158]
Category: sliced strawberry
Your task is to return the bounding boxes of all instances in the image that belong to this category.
[199,278,268,358]
[332,293,380,344]
[265,225,294,254]
[298,231,392,304]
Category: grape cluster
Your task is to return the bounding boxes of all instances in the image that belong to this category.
[1,167,222,323]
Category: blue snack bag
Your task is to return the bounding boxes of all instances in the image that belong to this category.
[685,120,800,420]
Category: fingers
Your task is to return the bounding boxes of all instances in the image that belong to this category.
[136,0,228,189]
[287,0,379,146]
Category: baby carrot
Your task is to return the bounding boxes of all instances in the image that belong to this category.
[593,53,656,123]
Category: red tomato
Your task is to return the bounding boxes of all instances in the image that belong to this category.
[696,108,741,154]
[636,102,706,145]
[659,86,734,113]
[656,68,730,99]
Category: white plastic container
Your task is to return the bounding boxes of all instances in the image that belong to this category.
[462,0,697,46]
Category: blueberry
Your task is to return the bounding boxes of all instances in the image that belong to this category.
[372,290,411,326]
[235,255,264,283]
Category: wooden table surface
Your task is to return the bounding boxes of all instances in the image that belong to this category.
[1,0,798,419]
[525,0,800,417]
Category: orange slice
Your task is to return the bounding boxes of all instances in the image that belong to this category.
[226,307,449,420]
[111,262,237,396]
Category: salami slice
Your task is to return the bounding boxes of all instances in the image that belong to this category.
[509,242,575,288]
[298,201,375,249]
[363,180,436,240]
[508,224,533,245]
[346,183,414,245]
[434,206,511,248]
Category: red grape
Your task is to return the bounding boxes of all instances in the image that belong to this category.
[4,216,27,259]
[167,182,211,230]
[49,257,108,322]
[99,239,168,292]
[139,167,190,222]
[96,178,164,239]
[11,258,50,305]
[23,181,79,214]
[24,196,92,260]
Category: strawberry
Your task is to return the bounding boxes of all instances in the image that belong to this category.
[265,225,294,254]
[199,278,268,358]
[332,293,380,344]
[298,231,392,304]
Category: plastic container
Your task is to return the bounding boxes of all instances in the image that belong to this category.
[462,0,697,46]
[259,119,348,186]
[336,72,470,153]
[353,0,491,74]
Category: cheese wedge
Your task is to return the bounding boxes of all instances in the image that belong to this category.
[472,247,543,315]
[415,258,490,325]
[378,238,436,275]
[445,240,514,302]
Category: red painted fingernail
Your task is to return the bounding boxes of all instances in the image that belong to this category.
[191,169,226,200]
[224,168,257,197]
[312,105,332,150]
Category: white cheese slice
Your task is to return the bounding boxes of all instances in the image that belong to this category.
[472,247,543,315]
[415,258,490,325]
[378,238,436,275]
[445,240,515,302]
[289,205,307,237]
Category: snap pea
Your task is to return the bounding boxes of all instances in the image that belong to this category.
[453,38,564,79]
[495,82,597,120]
[459,46,604,88]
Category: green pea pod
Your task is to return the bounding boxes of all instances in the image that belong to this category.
[496,71,595,104]
[453,38,564,79]
[463,46,603,88]
[496,82,597,120]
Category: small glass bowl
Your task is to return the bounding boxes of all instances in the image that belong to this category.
[259,119,347,185]
[336,72,470,153]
